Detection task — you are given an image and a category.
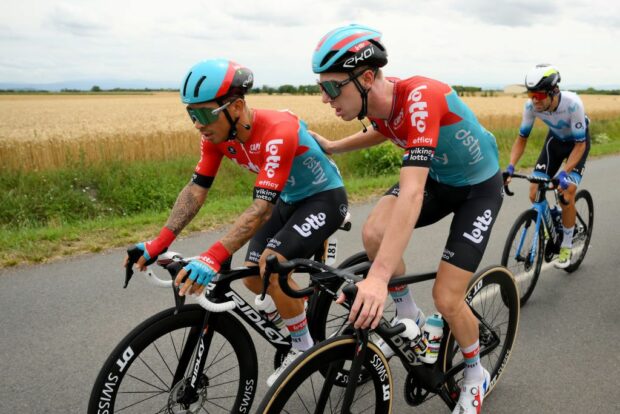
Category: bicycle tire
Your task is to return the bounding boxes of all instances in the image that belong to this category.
[565,189,594,273]
[88,305,258,414]
[501,209,544,306]
[256,336,393,414]
[441,266,520,404]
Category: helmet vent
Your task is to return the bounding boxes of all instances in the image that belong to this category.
[321,51,338,68]
[182,71,192,97]
[194,75,207,98]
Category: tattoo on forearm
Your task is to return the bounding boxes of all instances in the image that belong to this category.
[221,201,270,252]
[166,185,203,234]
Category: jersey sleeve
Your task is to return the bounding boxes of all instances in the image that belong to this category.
[402,84,445,168]
[519,100,536,138]
[569,97,587,142]
[192,138,223,188]
[253,122,298,203]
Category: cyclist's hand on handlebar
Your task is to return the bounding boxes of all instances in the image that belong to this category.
[124,227,176,272]
[337,276,388,330]
[503,164,515,185]
[175,242,230,296]
[556,170,571,190]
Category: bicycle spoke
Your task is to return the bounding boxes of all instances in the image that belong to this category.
[115,389,168,412]
[152,340,175,379]
[124,372,169,394]
[137,355,171,390]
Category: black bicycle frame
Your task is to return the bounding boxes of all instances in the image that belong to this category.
[268,258,504,412]
[162,262,292,407]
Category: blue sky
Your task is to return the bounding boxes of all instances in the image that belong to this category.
[1,0,619,89]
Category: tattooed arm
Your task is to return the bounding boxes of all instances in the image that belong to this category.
[165,182,209,235]
[219,198,274,253]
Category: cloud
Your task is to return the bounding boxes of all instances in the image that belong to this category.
[0,24,28,41]
[48,4,108,37]
[452,0,558,27]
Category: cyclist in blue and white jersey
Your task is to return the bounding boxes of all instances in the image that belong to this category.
[505,64,590,268]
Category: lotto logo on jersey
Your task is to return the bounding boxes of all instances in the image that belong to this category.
[407,85,429,133]
[293,212,327,237]
[264,139,283,178]
[463,209,493,244]
[392,108,404,129]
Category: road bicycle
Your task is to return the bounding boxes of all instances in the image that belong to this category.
[256,256,520,413]
[87,221,368,414]
[501,173,594,306]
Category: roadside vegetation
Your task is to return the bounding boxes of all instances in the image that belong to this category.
[1,93,619,267]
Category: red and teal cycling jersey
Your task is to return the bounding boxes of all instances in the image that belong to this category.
[193,109,343,203]
[368,76,499,187]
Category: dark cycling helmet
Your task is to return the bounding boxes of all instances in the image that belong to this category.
[181,59,253,104]
[525,64,561,92]
[312,24,387,73]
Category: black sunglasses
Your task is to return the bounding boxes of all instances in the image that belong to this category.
[317,69,370,99]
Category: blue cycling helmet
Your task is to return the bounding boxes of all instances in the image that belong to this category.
[180,59,253,104]
[312,24,387,73]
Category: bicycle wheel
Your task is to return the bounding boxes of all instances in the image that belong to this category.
[88,305,258,414]
[501,209,544,306]
[256,336,392,414]
[441,266,520,404]
[565,189,594,273]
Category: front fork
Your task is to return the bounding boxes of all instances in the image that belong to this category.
[172,311,216,408]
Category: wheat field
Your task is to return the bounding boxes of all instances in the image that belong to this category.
[2,93,619,171]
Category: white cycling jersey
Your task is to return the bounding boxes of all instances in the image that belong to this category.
[519,91,588,142]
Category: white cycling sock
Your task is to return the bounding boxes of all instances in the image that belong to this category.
[461,340,484,383]
[284,312,314,351]
[561,226,574,248]
[388,285,420,322]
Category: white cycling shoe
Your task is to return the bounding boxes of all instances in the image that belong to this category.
[266,347,304,387]
[452,368,490,414]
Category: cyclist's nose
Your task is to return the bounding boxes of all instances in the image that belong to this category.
[321,90,332,104]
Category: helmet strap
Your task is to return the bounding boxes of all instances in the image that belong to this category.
[352,77,370,123]
[217,98,240,141]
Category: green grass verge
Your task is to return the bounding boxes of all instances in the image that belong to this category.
[2,116,620,267]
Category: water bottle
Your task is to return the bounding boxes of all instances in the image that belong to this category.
[419,313,444,364]
[550,205,563,233]
[255,295,289,336]
[399,318,429,359]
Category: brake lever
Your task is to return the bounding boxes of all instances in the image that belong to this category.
[124,246,143,288]
[124,245,168,288]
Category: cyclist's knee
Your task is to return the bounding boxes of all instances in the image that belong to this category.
[432,285,465,319]
[362,220,383,257]
[528,184,537,203]
[242,274,262,293]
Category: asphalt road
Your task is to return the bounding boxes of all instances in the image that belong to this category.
[1,155,619,413]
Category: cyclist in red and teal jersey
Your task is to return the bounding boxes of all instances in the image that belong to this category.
[505,64,590,269]
[124,59,347,385]
[310,24,502,414]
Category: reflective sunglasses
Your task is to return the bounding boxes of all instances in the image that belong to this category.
[186,101,231,125]
[527,91,549,101]
[317,69,366,100]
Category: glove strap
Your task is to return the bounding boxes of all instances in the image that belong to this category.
[157,227,176,247]
[204,241,231,264]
